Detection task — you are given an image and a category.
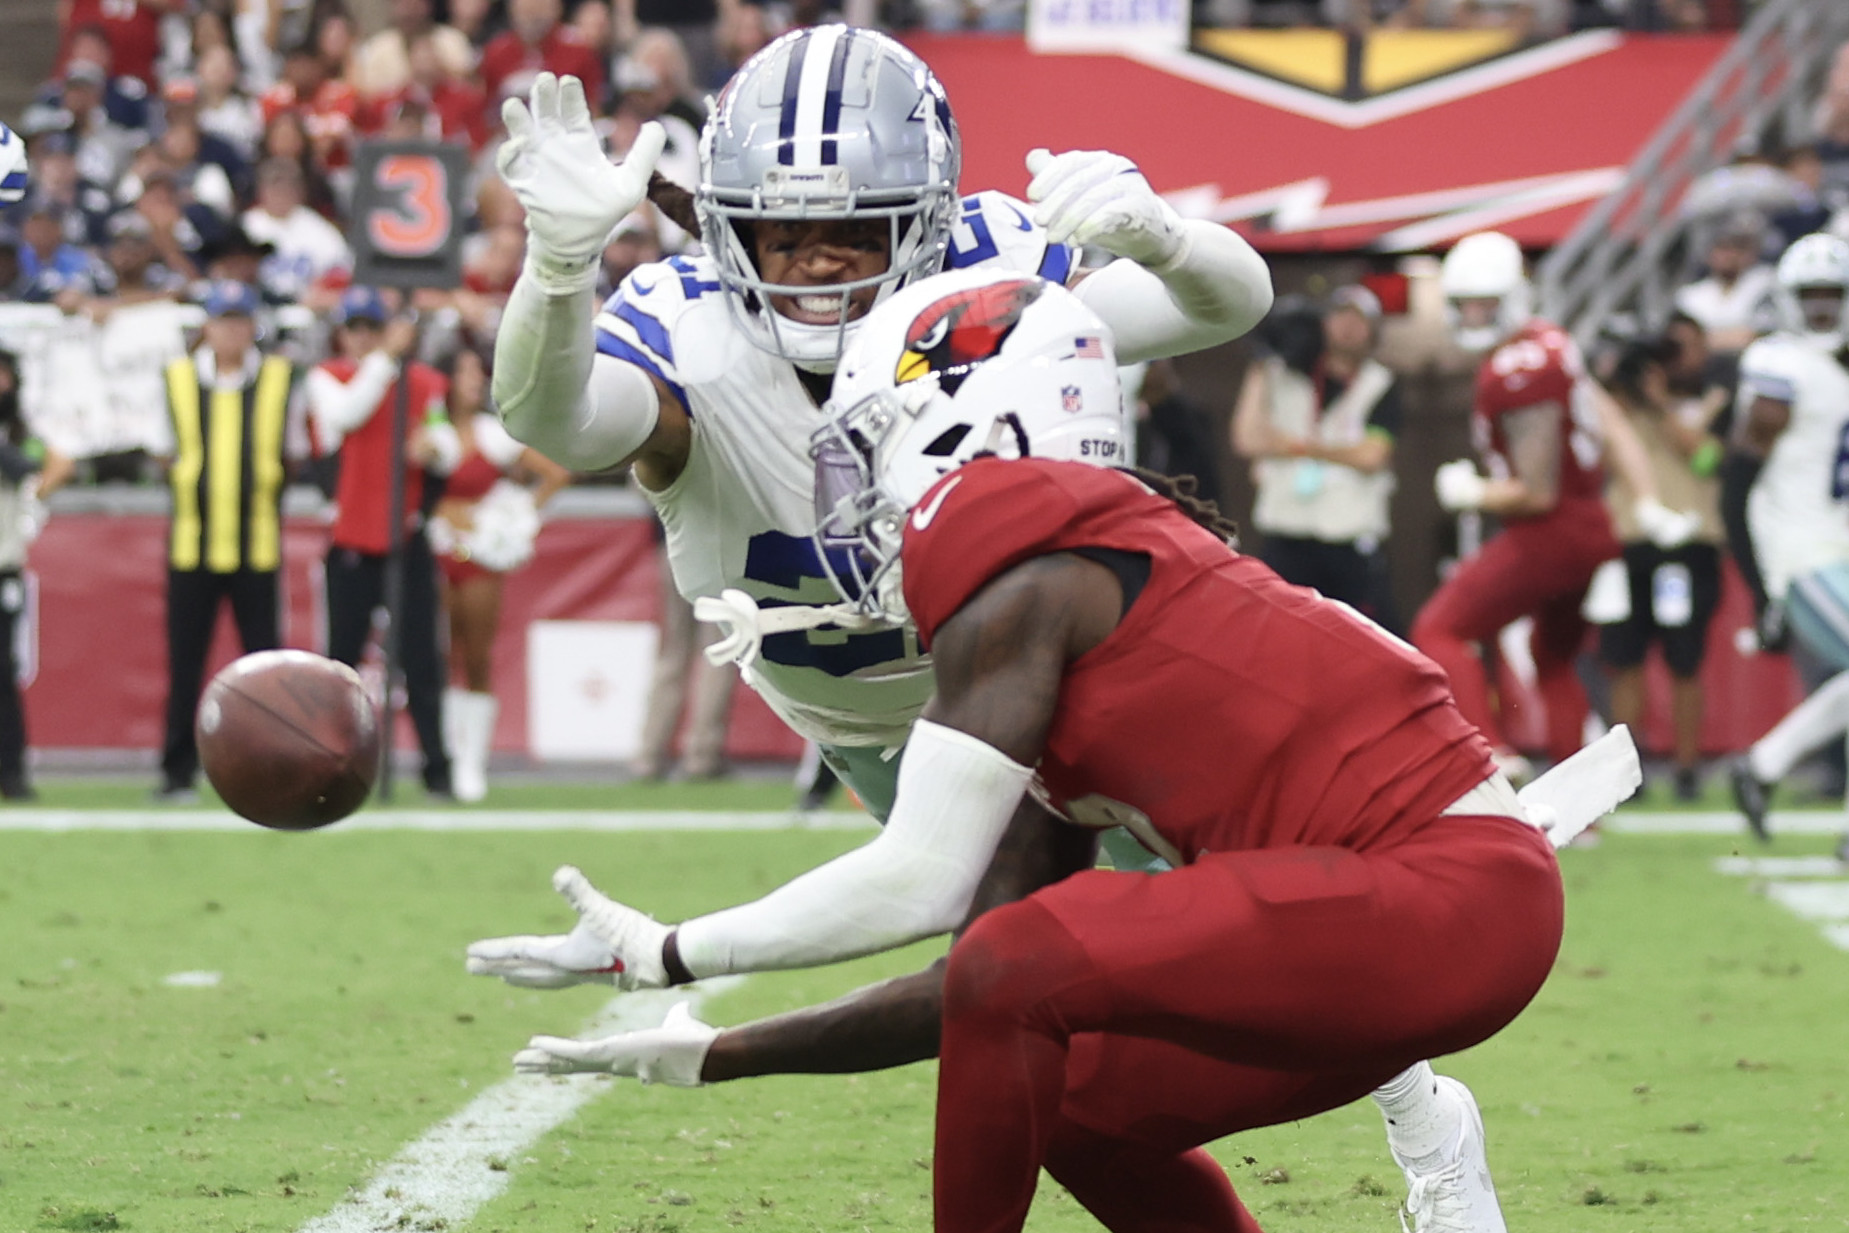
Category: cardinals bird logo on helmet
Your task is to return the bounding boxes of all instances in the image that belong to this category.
[895,278,1044,393]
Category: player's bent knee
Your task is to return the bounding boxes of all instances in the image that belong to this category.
[943,898,1089,1030]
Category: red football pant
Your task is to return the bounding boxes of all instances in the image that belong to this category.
[1411,507,1618,763]
[933,815,1562,1233]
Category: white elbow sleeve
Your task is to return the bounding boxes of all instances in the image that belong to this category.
[1077,220,1274,363]
[673,720,1034,977]
[494,269,664,470]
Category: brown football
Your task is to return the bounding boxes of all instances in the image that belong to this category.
[196,650,382,830]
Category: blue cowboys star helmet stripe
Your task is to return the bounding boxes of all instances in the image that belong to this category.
[697,25,962,374]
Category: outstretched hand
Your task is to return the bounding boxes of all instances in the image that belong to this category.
[514,1001,718,1085]
[466,865,671,990]
[498,73,666,282]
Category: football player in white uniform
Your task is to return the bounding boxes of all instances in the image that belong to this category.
[474,28,1504,1232]
[1724,233,1849,850]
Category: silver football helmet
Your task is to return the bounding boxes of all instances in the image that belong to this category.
[697,25,962,373]
[810,268,1126,622]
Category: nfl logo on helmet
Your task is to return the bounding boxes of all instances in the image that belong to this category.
[0,124,27,205]
[1061,384,1082,413]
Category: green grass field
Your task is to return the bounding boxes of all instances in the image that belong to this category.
[3,786,1848,1232]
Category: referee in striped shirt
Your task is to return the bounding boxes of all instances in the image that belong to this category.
[154,280,297,802]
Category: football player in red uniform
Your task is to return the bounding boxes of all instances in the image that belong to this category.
[1412,231,1694,772]
[477,273,1638,1232]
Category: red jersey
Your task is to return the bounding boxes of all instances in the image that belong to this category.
[360,80,490,150]
[1472,319,1607,519]
[480,29,604,108]
[60,0,161,84]
[902,458,1495,859]
[319,357,448,554]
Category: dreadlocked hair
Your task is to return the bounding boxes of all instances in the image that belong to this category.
[1124,467,1240,547]
[647,174,701,239]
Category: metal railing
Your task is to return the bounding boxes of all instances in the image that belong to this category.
[1537,0,1849,348]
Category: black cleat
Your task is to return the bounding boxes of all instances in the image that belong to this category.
[1730,759,1773,843]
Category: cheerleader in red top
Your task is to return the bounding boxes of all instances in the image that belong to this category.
[427,349,570,802]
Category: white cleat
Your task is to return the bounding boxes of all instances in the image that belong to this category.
[1394,1077,1507,1233]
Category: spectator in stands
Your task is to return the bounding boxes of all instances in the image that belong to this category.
[1768,143,1832,252]
[1596,338,1725,802]
[598,208,660,300]
[1233,286,1402,627]
[156,78,251,207]
[908,0,1023,33]
[308,286,459,800]
[1674,210,1778,354]
[352,0,477,98]
[18,131,113,249]
[17,198,100,303]
[259,41,361,172]
[123,168,224,282]
[58,25,154,134]
[570,0,614,67]
[616,0,727,91]
[362,29,490,150]
[428,347,571,801]
[256,110,339,219]
[612,26,705,133]
[58,0,166,89]
[89,210,184,302]
[49,59,146,188]
[194,45,265,163]
[481,0,605,107]
[153,281,296,802]
[448,0,502,48]
[243,157,350,310]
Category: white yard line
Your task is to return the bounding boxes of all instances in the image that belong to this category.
[0,808,876,832]
[1714,854,1849,953]
[0,807,1836,835]
[295,978,741,1233]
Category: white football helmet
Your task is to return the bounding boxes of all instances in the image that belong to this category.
[1440,231,1531,352]
[697,25,961,374]
[1774,231,1849,351]
[810,268,1126,622]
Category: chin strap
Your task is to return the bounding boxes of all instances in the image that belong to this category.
[692,588,892,669]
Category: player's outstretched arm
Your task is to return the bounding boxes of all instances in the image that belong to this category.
[492,73,677,473]
[1023,148,1273,363]
[513,795,1097,1083]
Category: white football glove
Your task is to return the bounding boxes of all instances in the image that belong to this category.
[514,1001,718,1086]
[465,865,670,990]
[1434,459,1488,512]
[498,73,666,294]
[1632,496,1701,549]
[1025,148,1185,269]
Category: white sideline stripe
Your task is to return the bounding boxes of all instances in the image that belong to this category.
[1764,881,1849,923]
[1714,855,1847,878]
[0,809,878,832]
[296,978,741,1233]
[1605,811,1845,836]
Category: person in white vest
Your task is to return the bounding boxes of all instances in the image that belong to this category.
[1233,285,1400,628]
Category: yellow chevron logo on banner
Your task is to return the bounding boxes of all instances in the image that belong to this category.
[1194,28,1522,99]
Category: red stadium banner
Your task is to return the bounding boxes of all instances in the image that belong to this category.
[25,513,806,762]
[909,30,1731,251]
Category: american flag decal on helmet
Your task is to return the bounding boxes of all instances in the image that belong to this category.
[1075,336,1104,359]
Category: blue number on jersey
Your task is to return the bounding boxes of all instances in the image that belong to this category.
[947,196,998,268]
[743,531,908,677]
[667,255,722,300]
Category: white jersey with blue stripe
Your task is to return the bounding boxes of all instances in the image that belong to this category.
[1738,332,1849,600]
[593,191,1075,747]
